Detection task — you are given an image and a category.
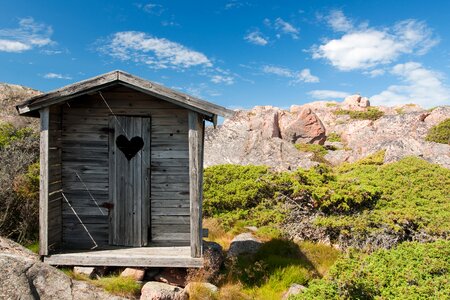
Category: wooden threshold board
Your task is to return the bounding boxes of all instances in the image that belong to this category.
[44,246,203,268]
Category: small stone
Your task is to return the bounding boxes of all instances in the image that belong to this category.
[74,267,96,279]
[140,281,183,300]
[282,284,307,299]
[121,267,145,281]
[183,282,219,298]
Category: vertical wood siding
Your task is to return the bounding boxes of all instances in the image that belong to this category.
[60,85,190,249]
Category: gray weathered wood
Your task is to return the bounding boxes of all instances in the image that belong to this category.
[44,246,203,267]
[188,111,204,258]
[17,70,234,120]
[39,107,49,256]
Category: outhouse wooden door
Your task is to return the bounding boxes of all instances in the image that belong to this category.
[109,116,151,247]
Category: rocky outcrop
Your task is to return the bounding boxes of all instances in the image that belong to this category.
[0,83,41,126]
[205,99,450,170]
[342,94,370,109]
[0,237,128,300]
[204,107,321,170]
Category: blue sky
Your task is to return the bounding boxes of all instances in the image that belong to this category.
[1,0,449,109]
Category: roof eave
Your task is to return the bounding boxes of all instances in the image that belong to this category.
[16,70,234,119]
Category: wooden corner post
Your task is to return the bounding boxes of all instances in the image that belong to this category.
[39,107,49,256]
[188,111,204,258]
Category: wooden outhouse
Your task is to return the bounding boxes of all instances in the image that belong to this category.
[16,70,232,267]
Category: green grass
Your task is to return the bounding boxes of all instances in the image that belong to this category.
[293,240,450,300]
[426,118,450,144]
[25,240,39,254]
[225,239,340,300]
[326,132,341,143]
[333,107,384,120]
[295,143,329,164]
[62,269,141,298]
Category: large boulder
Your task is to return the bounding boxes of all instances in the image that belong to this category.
[227,233,262,258]
[342,94,370,109]
[140,281,183,300]
[0,237,128,299]
[279,107,326,144]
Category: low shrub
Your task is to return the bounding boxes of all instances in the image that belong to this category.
[333,107,384,120]
[426,118,450,144]
[294,143,329,164]
[294,240,450,300]
[326,132,341,142]
[0,122,39,244]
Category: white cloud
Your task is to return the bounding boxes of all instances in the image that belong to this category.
[43,73,72,79]
[327,10,353,32]
[136,3,165,15]
[364,69,385,77]
[262,65,292,77]
[308,90,350,100]
[244,31,268,46]
[313,17,439,71]
[274,18,299,39]
[100,31,212,69]
[0,17,53,53]
[371,62,450,107]
[211,75,234,85]
[262,65,319,84]
[297,69,319,83]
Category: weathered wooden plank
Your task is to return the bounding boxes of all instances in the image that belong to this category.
[151,215,190,225]
[151,207,189,216]
[151,183,189,192]
[150,175,189,184]
[151,200,189,208]
[188,111,204,258]
[44,247,203,267]
[151,191,189,200]
[39,107,49,256]
[151,150,189,159]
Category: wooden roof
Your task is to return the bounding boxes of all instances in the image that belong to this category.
[16,70,234,122]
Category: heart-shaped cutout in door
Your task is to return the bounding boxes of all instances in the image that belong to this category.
[116,135,144,161]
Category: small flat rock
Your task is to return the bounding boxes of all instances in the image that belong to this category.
[121,267,145,281]
[180,282,218,299]
[74,267,96,278]
[140,281,183,300]
[282,283,307,299]
[227,233,262,258]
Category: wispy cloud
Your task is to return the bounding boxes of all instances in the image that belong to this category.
[371,62,450,107]
[313,11,439,71]
[0,17,54,53]
[136,3,165,15]
[274,18,299,39]
[244,30,268,46]
[326,10,353,32]
[43,73,72,80]
[211,75,234,85]
[99,31,212,69]
[262,65,319,83]
[308,89,350,100]
[224,0,249,10]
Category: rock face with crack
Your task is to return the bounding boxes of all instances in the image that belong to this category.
[205,100,450,170]
[0,237,128,300]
